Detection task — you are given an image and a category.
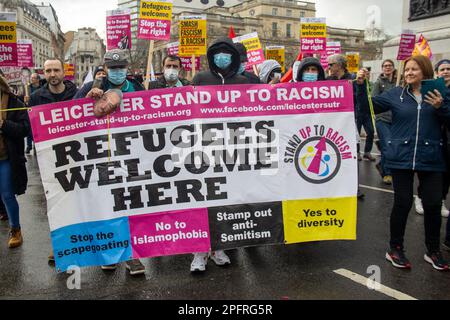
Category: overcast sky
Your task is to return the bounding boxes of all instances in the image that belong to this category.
[30,0,404,40]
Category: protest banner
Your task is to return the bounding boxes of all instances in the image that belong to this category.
[106,9,132,50]
[397,31,416,61]
[266,46,285,73]
[412,34,433,59]
[64,63,75,81]
[320,41,341,70]
[300,17,327,54]
[1,66,21,84]
[0,12,18,67]
[346,52,360,74]
[17,39,33,68]
[167,41,201,72]
[233,32,265,68]
[28,81,358,272]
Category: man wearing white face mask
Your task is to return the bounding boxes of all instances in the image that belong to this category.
[149,55,190,89]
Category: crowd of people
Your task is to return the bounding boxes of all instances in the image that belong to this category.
[1,39,449,275]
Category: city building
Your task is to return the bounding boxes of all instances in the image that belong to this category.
[0,0,52,69]
[64,28,106,87]
[35,2,66,59]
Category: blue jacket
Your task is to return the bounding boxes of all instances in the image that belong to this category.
[371,85,450,172]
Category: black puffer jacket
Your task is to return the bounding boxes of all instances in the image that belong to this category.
[29,80,78,106]
[193,37,249,86]
[0,95,30,195]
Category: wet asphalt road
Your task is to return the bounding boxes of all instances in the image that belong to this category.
[1,149,450,300]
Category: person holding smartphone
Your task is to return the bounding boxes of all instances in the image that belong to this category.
[357,55,450,271]
[257,60,282,84]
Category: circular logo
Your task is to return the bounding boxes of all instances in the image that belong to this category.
[294,137,342,184]
[112,53,120,61]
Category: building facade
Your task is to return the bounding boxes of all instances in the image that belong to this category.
[35,3,66,59]
[64,28,106,87]
[0,0,53,69]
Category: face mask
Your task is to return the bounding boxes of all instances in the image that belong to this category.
[108,68,127,85]
[214,53,232,70]
[302,72,319,82]
[164,68,179,82]
[238,63,247,74]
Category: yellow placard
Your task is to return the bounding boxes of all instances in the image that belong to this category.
[179,18,207,57]
[241,37,261,51]
[139,1,173,20]
[283,197,357,244]
[300,23,327,39]
[266,48,285,73]
[346,53,360,73]
[0,22,17,43]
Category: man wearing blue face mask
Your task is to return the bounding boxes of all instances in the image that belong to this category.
[190,37,250,273]
[234,42,261,84]
[74,49,144,100]
[293,57,326,83]
[192,37,249,86]
[72,50,146,276]
[149,55,191,89]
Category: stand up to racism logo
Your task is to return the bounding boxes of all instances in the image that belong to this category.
[284,125,354,184]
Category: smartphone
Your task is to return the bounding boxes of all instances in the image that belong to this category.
[421,77,447,98]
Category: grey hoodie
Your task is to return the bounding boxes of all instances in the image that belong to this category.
[258,60,281,84]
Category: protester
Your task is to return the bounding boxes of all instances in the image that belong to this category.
[94,66,107,80]
[415,59,450,217]
[372,60,398,185]
[357,55,450,271]
[234,42,261,84]
[149,55,190,89]
[191,37,250,272]
[75,49,144,100]
[435,59,450,250]
[74,49,146,276]
[0,73,30,249]
[257,60,282,84]
[293,57,326,82]
[29,58,78,262]
[23,73,42,154]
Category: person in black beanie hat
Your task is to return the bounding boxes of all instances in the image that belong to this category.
[93,65,107,80]
[234,42,261,84]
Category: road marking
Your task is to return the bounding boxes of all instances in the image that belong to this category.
[333,269,418,300]
[359,184,394,194]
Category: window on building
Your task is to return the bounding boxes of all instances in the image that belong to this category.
[287,9,292,17]
[300,11,305,18]
[287,24,292,38]
[272,8,278,16]
[272,22,278,37]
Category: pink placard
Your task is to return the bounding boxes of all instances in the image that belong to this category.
[17,40,33,68]
[321,42,341,70]
[129,208,210,258]
[167,42,201,71]
[137,18,171,40]
[397,33,416,61]
[106,12,132,50]
[247,48,265,67]
[0,43,18,67]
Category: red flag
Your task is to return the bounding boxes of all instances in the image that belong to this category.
[281,52,303,83]
[228,26,236,39]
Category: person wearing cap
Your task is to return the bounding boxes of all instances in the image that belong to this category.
[0,72,30,249]
[257,60,282,84]
[148,55,190,89]
[233,42,261,84]
[74,49,144,100]
[73,50,146,276]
